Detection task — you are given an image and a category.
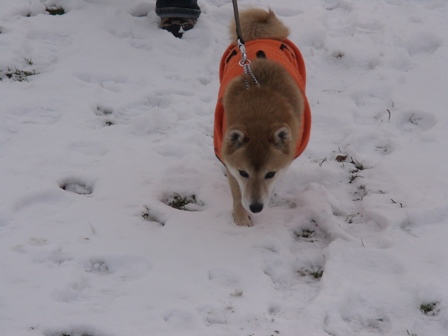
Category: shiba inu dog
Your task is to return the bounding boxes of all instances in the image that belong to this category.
[214,8,311,226]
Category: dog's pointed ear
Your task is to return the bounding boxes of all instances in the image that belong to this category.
[271,126,291,148]
[225,128,248,150]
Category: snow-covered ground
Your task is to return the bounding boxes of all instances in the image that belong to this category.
[1,0,448,335]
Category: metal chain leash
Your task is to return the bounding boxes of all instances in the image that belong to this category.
[232,0,260,89]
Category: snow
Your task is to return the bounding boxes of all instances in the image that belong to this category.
[1,0,448,335]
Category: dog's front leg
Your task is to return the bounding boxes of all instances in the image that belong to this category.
[226,168,252,227]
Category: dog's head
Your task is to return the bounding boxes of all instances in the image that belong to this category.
[223,123,294,214]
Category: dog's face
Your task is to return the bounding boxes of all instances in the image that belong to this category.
[223,124,293,214]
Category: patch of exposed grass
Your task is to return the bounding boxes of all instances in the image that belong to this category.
[0,67,38,82]
[294,229,316,241]
[298,266,324,280]
[348,157,366,184]
[349,173,363,184]
[350,157,365,171]
[164,193,204,211]
[310,268,324,279]
[46,5,66,15]
[420,302,439,316]
[332,152,367,184]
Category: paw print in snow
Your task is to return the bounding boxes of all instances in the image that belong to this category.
[59,178,93,195]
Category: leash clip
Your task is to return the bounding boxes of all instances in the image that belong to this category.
[237,39,260,89]
[238,39,248,66]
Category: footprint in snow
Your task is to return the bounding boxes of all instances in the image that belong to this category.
[197,304,231,326]
[162,308,198,329]
[93,105,114,116]
[85,259,110,274]
[93,104,116,127]
[395,110,436,133]
[405,31,442,57]
[293,222,330,246]
[83,255,152,278]
[59,178,94,195]
[338,304,392,334]
[208,268,240,288]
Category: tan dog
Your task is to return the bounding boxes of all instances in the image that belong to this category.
[213,8,311,226]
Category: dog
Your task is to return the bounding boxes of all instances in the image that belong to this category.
[213,8,311,226]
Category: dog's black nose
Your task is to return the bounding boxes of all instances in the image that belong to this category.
[249,203,264,213]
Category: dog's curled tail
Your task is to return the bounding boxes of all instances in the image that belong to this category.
[230,8,290,43]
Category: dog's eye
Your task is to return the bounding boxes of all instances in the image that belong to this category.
[239,170,249,178]
[265,172,276,179]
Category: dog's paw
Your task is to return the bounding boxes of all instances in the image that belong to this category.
[233,208,253,227]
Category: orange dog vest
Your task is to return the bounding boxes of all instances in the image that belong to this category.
[213,39,311,162]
